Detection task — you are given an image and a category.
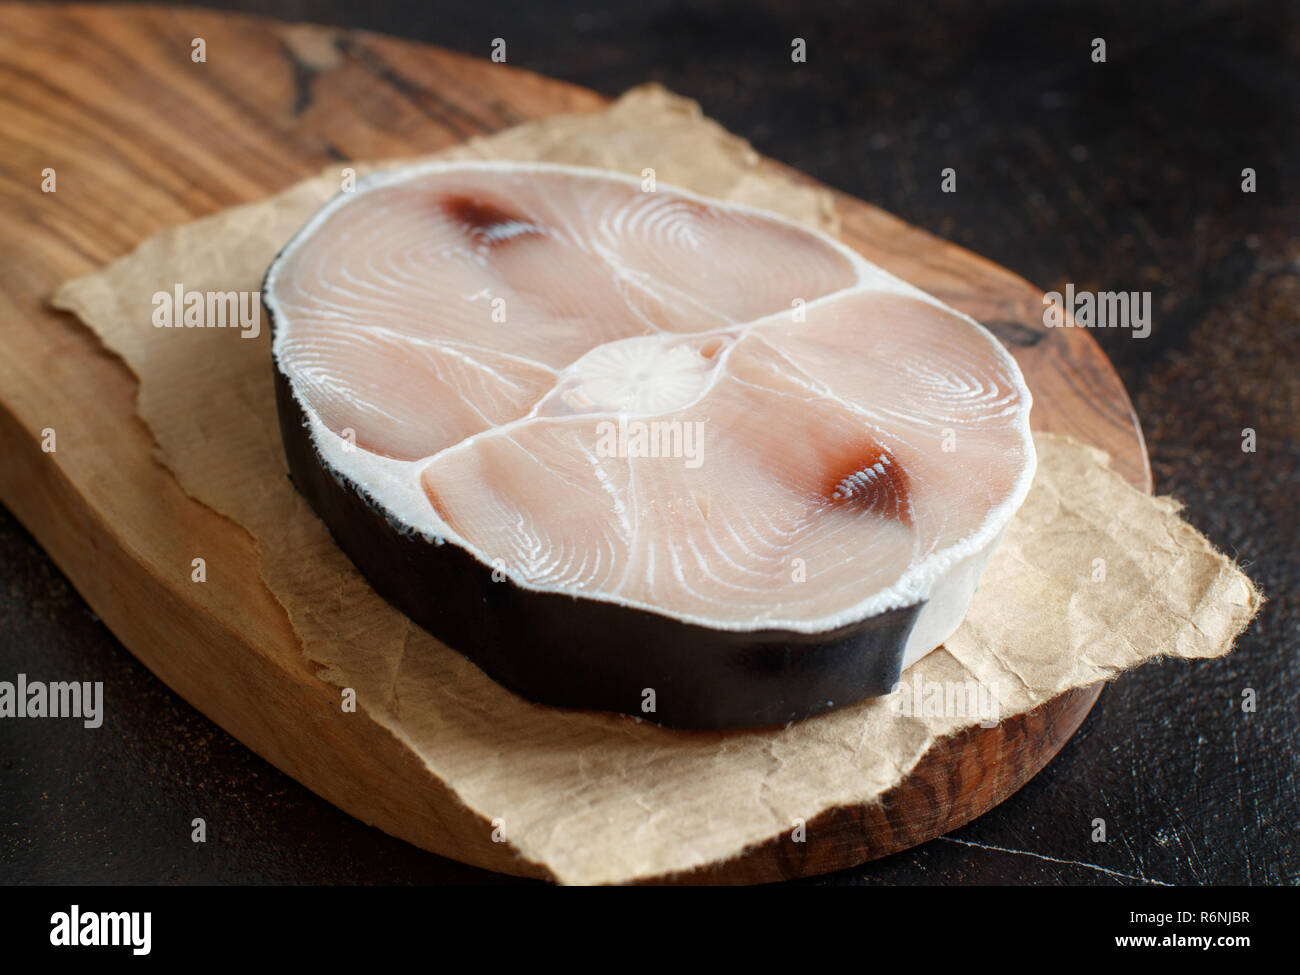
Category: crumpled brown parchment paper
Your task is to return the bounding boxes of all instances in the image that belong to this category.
[52,85,1261,885]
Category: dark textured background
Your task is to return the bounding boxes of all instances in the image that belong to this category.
[2,0,1296,885]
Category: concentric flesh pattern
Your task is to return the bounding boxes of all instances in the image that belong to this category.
[267,162,1035,642]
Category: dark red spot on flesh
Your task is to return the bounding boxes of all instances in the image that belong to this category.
[441,194,544,247]
[823,441,912,524]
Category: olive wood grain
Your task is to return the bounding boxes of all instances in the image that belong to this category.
[0,3,1149,883]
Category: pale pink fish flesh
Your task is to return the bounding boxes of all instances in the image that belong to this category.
[265,161,1035,728]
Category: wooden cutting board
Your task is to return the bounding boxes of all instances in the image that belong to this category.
[0,4,1151,883]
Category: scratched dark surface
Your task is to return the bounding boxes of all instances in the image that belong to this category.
[1,0,1296,885]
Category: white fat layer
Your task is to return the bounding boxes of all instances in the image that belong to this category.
[266,160,1037,636]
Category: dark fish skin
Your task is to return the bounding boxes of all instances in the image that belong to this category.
[267,319,923,730]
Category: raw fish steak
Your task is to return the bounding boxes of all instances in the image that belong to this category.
[264,161,1035,729]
